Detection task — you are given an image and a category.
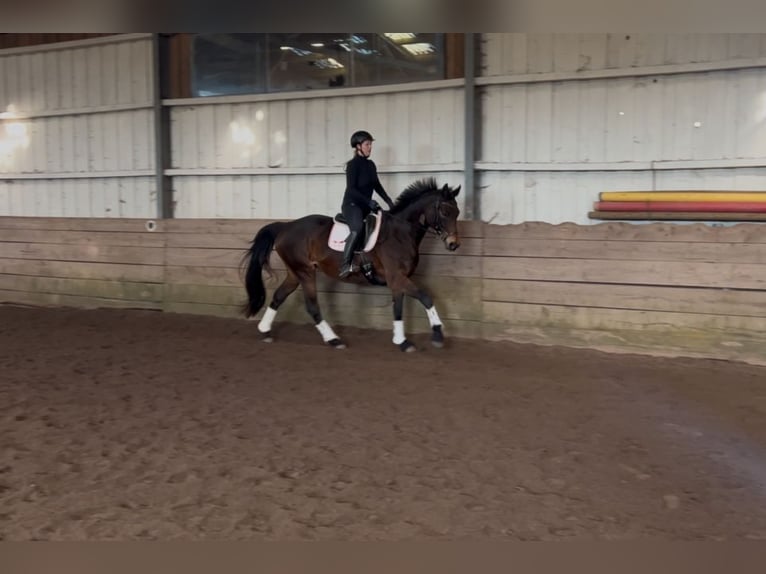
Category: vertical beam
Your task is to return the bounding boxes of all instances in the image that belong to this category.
[463,33,478,220]
[165,33,192,99]
[445,34,465,79]
[152,34,173,219]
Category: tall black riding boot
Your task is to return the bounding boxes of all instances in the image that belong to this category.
[338,231,359,278]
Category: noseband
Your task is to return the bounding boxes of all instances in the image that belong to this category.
[422,199,454,242]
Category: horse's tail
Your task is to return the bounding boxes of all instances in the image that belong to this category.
[240,221,288,318]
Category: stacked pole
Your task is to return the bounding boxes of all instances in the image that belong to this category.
[589,191,766,221]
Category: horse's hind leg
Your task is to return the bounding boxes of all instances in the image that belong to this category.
[300,271,346,349]
[257,272,300,342]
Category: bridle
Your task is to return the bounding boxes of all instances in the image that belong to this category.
[422,198,457,243]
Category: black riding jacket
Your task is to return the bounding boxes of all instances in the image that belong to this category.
[342,154,393,212]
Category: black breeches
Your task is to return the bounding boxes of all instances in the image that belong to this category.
[341,203,365,234]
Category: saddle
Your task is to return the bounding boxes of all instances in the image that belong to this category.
[328,211,383,253]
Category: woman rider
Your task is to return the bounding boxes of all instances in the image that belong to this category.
[338,130,395,278]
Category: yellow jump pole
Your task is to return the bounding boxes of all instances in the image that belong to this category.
[600,191,766,202]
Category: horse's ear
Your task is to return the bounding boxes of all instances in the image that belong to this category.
[452,185,461,198]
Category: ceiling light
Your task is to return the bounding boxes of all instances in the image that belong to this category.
[402,43,435,56]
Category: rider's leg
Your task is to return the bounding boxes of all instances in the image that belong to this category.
[339,204,364,278]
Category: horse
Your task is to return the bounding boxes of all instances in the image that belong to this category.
[239,177,461,352]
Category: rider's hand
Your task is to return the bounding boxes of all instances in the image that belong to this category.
[369,199,380,212]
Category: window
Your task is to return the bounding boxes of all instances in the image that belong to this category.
[189,33,447,97]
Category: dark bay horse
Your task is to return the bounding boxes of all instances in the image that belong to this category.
[240,178,461,352]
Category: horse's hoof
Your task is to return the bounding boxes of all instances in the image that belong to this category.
[431,326,444,348]
[399,340,416,353]
[261,332,274,343]
[328,338,346,350]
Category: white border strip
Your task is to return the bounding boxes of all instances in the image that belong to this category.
[165,164,464,177]
[0,34,152,56]
[475,57,766,86]
[0,170,154,180]
[475,159,766,172]
[163,78,465,106]
[8,103,153,120]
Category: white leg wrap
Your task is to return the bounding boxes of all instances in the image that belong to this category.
[392,320,406,344]
[426,306,442,327]
[315,320,338,342]
[257,307,277,333]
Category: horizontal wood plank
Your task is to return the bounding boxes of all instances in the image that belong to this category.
[163,219,282,234]
[0,242,165,265]
[0,217,164,233]
[483,301,766,338]
[482,256,766,290]
[0,290,162,311]
[484,221,766,243]
[163,300,483,339]
[484,237,766,264]
[164,227,482,255]
[0,229,165,247]
[164,276,480,322]
[483,279,766,318]
[0,274,162,302]
[482,302,766,365]
[0,258,164,282]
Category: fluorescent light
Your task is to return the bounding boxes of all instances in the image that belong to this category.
[385,33,416,42]
[312,57,344,69]
[401,43,435,56]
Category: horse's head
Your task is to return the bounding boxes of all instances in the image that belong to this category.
[391,178,462,251]
[430,183,461,251]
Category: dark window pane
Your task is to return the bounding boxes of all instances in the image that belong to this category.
[189,33,446,97]
[192,34,267,97]
[350,33,445,87]
[267,33,352,92]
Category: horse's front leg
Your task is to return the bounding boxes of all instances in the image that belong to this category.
[401,278,444,348]
[391,291,416,352]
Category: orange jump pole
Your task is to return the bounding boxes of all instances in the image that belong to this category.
[589,211,766,221]
[595,201,766,212]
[600,192,766,202]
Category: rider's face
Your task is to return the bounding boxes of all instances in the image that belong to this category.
[358,140,373,157]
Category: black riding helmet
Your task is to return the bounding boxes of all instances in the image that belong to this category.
[350,130,374,148]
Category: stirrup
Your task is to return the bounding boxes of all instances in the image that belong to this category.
[339,264,355,278]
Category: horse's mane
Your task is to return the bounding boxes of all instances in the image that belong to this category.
[390,177,442,214]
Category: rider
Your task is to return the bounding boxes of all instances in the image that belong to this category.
[338,130,395,278]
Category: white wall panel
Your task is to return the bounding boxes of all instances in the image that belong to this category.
[172,170,465,220]
[0,36,151,113]
[1,109,154,176]
[0,177,155,218]
[482,34,766,76]
[170,88,465,173]
[6,33,763,226]
[479,68,766,166]
[0,35,155,218]
[479,168,766,225]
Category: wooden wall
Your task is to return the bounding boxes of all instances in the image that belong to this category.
[481,221,766,364]
[1,216,765,365]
